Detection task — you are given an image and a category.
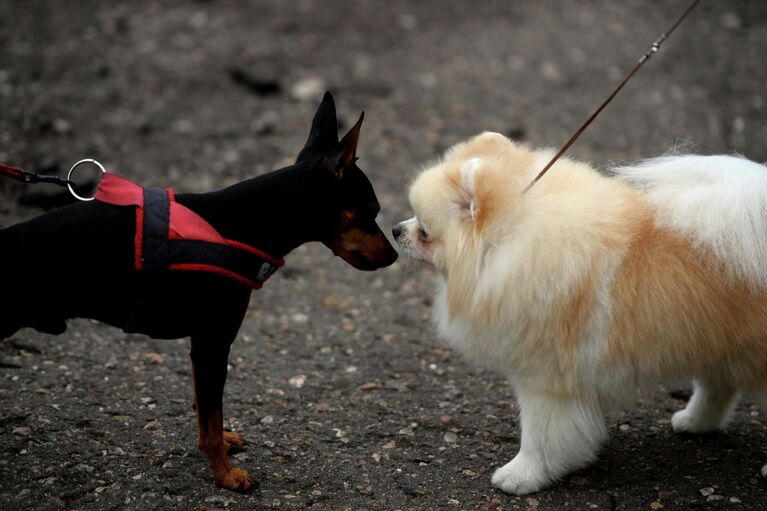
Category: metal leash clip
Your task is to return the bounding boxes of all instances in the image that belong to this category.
[67,159,106,201]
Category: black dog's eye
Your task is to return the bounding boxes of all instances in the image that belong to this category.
[418,226,430,241]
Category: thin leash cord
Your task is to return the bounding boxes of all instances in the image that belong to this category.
[523,0,702,193]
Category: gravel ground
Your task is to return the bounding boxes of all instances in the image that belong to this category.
[2,1,767,509]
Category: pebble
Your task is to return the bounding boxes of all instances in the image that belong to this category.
[205,495,229,507]
[290,77,326,101]
[260,415,275,425]
[288,374,307,388]
[700,487,715,496]
[145,352,165,365]
[443,432,458,444]
[359,382,379,391]
[721,12,742,29]
[650,501,663,510]
[570,475,587,485]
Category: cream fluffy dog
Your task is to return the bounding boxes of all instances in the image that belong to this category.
[392,132,767,494]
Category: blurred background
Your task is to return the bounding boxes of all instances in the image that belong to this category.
[2,1,767,510]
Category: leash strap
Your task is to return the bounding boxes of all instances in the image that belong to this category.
[95,173,284,289]
[0,162,71,187]
[524,0,702,192]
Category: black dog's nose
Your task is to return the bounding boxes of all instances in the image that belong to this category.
[392,224,403,240]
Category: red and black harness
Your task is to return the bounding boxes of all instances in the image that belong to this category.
[1,162,284,289]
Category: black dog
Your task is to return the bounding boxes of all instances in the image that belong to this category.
[0,92,397,491]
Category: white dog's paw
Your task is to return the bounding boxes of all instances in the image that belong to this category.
[671,408,720,434]
[491,455,549,495]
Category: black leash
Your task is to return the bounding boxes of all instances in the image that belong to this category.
[523,0,703,193]
[0,162,72,188]
[1,159,106,201]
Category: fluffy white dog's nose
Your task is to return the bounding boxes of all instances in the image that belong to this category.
[391,223,404,240]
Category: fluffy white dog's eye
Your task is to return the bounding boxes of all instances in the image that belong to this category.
[418,226,430,241]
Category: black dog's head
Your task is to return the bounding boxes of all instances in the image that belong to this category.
[297,92,398,271]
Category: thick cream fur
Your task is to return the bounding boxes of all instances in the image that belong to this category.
[400,132,767,494]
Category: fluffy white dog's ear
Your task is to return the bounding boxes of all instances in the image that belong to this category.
[458,158,481,222]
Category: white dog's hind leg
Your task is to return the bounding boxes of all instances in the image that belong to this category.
[492,390,606,495]
[671,378,737,434]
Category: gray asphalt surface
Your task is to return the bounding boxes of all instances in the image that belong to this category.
[1,1,767,509]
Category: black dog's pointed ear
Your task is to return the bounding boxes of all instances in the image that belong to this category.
[324,111,364,179]
[297,91,339,162]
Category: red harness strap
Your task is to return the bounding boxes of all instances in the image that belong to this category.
[95,173,284,289]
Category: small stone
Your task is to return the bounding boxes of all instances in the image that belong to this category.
[650,501,664,510]
[398,14,418,31]
[443,432,458,444]
[205,495,229,506]
[461,469,476,477]
[619,423,631,432]
[143,420,160,430]
[291,313,309,324]
[359,382,379,391]
[12,427,31,436]
[288,374,307,388]
[570,475,587,485]
[145,352,165,365]
[345,366,358,374]
[311,402,332,412]
[700,487,715,496]
[721,12,742,29]
[527,497,540,508]
[260,415,274,425]
[290,77,326,101]
[707,495,725,501]
[448,498,460,506]
[53,118,71,134]
[540,61,562,81]
[730,497,742,503]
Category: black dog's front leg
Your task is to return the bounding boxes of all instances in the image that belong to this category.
[190,335,253,492]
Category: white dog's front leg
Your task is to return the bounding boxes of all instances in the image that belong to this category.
[492,390,606,495]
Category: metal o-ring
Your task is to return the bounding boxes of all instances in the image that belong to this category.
[67,159,105,201]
